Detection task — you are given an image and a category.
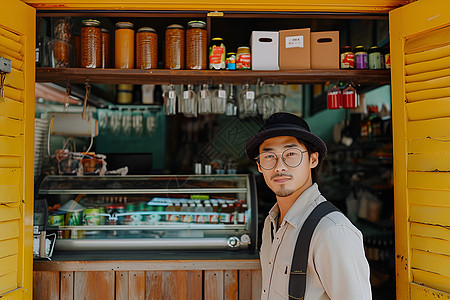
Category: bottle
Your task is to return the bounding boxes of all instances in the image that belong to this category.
[226,84,237,116]
[354,45,368,70]
[115,22,135,69]
[164,84,177,115]
[166,202,176,222]
[238,84,256,118]
[383,46,391,69]
[340,46,355,69]
[180,203,190,223]
[211,202,219,224]
[182,84,197,117]
[189,203,196,223]
[212,84,227,114]
[204,202,213,224]
[220,203,230,224]
[198,84,212,115]
[195,204,206,223]
[368,46,382,70]
[209,37,226,70]
[226,52,236,70]
[240,203,248,224]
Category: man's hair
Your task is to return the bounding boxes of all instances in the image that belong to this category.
[297,138,323,184]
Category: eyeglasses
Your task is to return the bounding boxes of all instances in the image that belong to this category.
[256,148,308,170]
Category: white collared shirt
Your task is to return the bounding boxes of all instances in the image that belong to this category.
[259,183,372,300]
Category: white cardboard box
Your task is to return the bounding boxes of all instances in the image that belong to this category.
[251,31,279,70]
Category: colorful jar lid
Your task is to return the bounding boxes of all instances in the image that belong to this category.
[115,22,134,29]
[82,19,100,27]
[138,27,156,33]
[166,24,184,30]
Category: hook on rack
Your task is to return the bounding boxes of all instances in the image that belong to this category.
[63,81,71,112]
[82,80,91,119]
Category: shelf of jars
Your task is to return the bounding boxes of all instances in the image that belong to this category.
[35,67,391,85]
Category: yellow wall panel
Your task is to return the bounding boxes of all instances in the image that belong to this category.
[408,152,450,172]
[0,206,20,222]
[412,249,450,279]
[0,28,21,43]
[406,68,450,84]
[410,223,450,245]
[0,239,18,259]
[0,169,21,187]
[0,51,23,71]
[0,255,18,277]
[0,137,21,157]
[405,56,450,78]
[3,86,23,102]
[409,189,450,207]
[0,157,20,168]
[407,117,450,140]
[411,235,450,256]
[4,68,24,92]
[406,97,450,121]
[406,86,450,102]
[0,36,22,53]
[408,135,450,154]
[0,98,24,121]
[0,45,24,62]
[411,281,450,298]
[0,220,19,241]
[405,76,450,93]
[0,116,23,136]
[408,171,450,190]
[0,271,18,295]
[405,25,450,54]
[0,186,21,204]
[406,43,450,65]
[410,205,450,226]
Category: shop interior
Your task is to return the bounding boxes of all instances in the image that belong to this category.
[34,13,394,299]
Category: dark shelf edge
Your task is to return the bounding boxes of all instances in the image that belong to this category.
[36,68,391,85]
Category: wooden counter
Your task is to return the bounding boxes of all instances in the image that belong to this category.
[33,258,262,300]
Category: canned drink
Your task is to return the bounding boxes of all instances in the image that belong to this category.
[66,211,82,226]
[48,214,65,227]
[83,208,100,226]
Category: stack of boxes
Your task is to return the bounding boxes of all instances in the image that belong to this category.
[251,28,339,70]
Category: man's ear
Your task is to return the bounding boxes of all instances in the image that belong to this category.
[310,152,319,168]
[257,162,263,173]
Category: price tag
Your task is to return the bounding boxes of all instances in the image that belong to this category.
[201,90,207,98]
[169,91,176,98]
[183,91,189,99]
[218,90,226,98]
[246,91,255,100]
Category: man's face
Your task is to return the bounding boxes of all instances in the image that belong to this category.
[257,136,319,198]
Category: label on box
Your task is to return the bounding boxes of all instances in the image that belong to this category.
[285,35,304,48]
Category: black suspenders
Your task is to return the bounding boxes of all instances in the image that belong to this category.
[288,201,340,300]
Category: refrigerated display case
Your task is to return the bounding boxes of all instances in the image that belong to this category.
[37,174,258,253]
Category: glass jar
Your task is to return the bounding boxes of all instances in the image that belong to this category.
[115,22,135,69]
[226,52,236,70]
[354,45,368,70]
[212,84,227,114]
[165,24,185,70]
[238,84,256,118]
[368,46,382,70]
[340,45,354,69]
[49,39,71,68]
[80,19,101,68]
[198,84,211,115]
[182,84,197,117]
[186,21,207,70]
[236,46,251,70]
[164,84,178,115]
[209,37,226,70]
[136,27,158,69]
[101,28,110,68]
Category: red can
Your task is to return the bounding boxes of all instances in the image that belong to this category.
[327,85,342,109]
[342,84,358,109]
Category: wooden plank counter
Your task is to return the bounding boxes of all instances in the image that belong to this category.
[33,258,262,300]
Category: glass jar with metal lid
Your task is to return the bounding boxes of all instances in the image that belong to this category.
[236,46,251,70]
[115,22,135,69]
[136,27,158,69]
[354,45,368,70]
[165,24,185,70]
[368,46,382,70]
[209,37,226,70]
[186,21,207,70]
[81,19,101,68]
[100,28,110,68]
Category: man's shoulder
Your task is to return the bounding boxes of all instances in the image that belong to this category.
[314,208,363,240]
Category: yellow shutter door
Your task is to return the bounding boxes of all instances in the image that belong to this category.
[390,0,450,299]
[0,0,35,299]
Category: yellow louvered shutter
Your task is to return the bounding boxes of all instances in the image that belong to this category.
[390,0,450,299]
[0,0,35,299]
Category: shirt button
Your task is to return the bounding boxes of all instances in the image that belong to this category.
[268,260,273,266]
[263,289,267,294]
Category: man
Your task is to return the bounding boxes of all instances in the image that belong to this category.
[245,112,371,300]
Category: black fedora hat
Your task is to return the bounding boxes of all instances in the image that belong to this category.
[245,112,327,161]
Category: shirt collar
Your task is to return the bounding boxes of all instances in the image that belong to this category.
[283,183,321,227]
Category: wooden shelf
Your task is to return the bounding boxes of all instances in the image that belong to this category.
[36,68,391,85]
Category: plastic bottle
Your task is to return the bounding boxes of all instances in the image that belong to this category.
[189,203,196,223]
[240,203,248,224]
[204,203,213,224]
[166,202,176,222]
[211,202,219,224]
[220,203,230,224]
[195,204,206,223]
[180,203,190,223]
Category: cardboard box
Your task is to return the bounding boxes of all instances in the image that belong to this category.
[311,31,340,69]
[279,28,310,70]
[251,31,279,70]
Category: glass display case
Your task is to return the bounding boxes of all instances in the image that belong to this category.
[37,174,258,253]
